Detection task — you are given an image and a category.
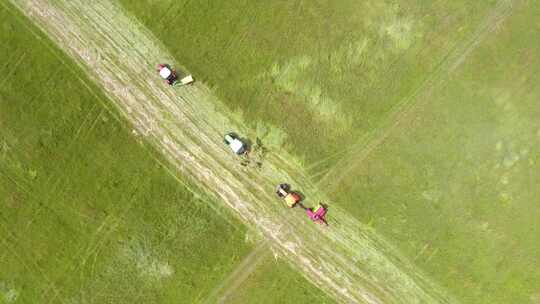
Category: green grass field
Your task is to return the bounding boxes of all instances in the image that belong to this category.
[119,0,499,169]
[0,2,332,303]
[117,1,540,303]
[2,0,540,303]
[0,4,253,303]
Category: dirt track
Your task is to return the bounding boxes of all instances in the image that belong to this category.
[9,0,459,303]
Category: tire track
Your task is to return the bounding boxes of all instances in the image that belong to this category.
[315,0,519,193]
[0,52,26,88]
[10,0,458,303]
[204,241,270,304]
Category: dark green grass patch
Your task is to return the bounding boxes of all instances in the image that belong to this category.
[333,5,540,304]
[0,5,250,303]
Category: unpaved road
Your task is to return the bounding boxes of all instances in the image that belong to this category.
[315,0,519,192]
[9,0,458,303]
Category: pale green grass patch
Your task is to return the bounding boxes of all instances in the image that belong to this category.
[265,55,351,129]
[329,38,370,74]
[255,120,288,150]
[0,282,19,304]
[119,240,174,281]
[378,4,423,52]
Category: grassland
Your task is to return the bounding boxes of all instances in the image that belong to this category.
[0,4,253,303]
[2,0,538,303]
[117,0,540,303]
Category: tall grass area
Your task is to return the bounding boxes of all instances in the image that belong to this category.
[118,0,497,169]
[0,5,251,303]
[333,5,540,304]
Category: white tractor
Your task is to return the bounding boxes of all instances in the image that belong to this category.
[156,63,194,86]
[224,133,247,155]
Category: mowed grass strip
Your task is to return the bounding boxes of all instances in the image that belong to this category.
[0,5,251,303]
[119,0,498,170]
[333,4,540,304]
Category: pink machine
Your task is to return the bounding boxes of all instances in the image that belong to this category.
[305,204,328,225]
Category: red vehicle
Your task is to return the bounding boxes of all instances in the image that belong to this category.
[276,183,302,208]
[156,63,178,85]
